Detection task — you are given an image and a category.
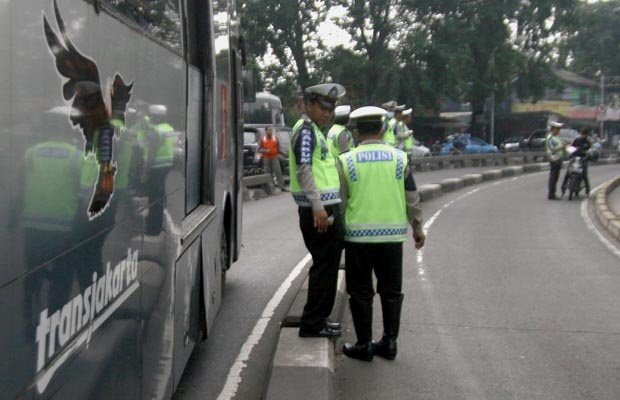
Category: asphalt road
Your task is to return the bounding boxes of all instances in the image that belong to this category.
[174,163,620,400]
[336,164,620,400]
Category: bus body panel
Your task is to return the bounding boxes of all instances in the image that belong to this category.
[1,0,244,398]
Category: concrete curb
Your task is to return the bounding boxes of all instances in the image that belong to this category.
[595,173,620,241]
[265,157,620,400]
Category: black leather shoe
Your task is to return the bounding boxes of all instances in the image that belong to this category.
[372,337,397,360]
[547,194,559,200]
[325,320,341,331]
[299,326,341,338]
[343,342,373,361]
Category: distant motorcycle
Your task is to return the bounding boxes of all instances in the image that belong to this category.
[566,155,585,200]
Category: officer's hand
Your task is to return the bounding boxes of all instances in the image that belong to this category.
[313,209,329,233]
[413,231,426,249]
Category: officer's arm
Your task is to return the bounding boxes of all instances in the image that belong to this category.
[293,127,322,211]
[404,165,425,248]
[395,127,411,140]
[548,137,564,154]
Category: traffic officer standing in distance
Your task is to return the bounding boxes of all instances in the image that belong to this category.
[546,120,567,200]
[397,107,415,159]
[338,106,426,361]
[380,101,397,146]
[290,83,346,338]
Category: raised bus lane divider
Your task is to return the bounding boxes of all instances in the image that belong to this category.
[264,155,619,400]
[595,175,620,241]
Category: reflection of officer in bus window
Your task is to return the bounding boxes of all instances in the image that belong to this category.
[139,104,176,235]
[18,108,84,333]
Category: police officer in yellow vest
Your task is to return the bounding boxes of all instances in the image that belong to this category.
[546,120,567,200]
[289,83,346,338]
[398,108,415,159]
[338,106,426,361]
[327,105,355,157]
[380,101,397,146]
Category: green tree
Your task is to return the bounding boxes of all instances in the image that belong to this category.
[238,0,329,90]
[560,0,620,77]
[403,0,577,138]
[329,0,406,104]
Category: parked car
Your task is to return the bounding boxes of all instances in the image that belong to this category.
[500,135,524,152]
[243,125,291,177]
[273,127,291,176]
[243,127,263,175]
[438,136,499,155]
[520,129,547,151]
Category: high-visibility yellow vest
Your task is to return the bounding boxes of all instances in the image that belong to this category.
[22,141,82,231]
[289,118,341,207]
[382,118,397,146]
[339,143,408,242]
[326,124,354,158]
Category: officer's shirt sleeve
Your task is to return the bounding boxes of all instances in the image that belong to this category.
[337,130,351,154]
[404,165,423,234]
[293,127,323,211]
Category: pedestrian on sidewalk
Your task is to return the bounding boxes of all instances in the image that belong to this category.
[338,106,426,361]
[258,125,288,191]
[290,83,347,338]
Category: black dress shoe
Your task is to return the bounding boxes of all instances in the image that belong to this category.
[372,337,397,360]
[342,342,373,361]
[299,326,341,338]
[547,194,559,200]
[325,320,341,331]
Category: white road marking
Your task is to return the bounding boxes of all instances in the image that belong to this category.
[215,253,312,400]
[581,186,620,259]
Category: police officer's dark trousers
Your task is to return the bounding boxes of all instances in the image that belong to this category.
[298,204,344,332]
[548,159,562,198]
[345,242,403,348]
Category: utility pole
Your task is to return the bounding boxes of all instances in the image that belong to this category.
[600,74,605,140]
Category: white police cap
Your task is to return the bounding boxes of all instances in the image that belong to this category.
[334,105,351,118]
[305,83,345,101]
[395,104,406,112]
[350,106,387,122]
[381,100,397,111]
[402,108,413,116]
[549,120,564,128]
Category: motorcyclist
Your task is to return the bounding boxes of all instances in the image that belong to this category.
[561,127,592,197]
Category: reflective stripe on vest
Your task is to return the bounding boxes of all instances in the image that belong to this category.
[289,119,341,207]
[340,144,408,242]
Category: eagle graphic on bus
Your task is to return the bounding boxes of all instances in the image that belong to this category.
[43,0,133,219]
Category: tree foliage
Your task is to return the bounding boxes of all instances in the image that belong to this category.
[238,0,592,139]
[560,0,620,78]
[238,0,328,91]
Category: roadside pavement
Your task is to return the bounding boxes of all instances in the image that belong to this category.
[264,157,620,400]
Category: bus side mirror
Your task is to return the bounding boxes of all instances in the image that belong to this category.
[243,69,256,103]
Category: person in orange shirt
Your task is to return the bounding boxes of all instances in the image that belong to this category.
[258,126,288,191]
